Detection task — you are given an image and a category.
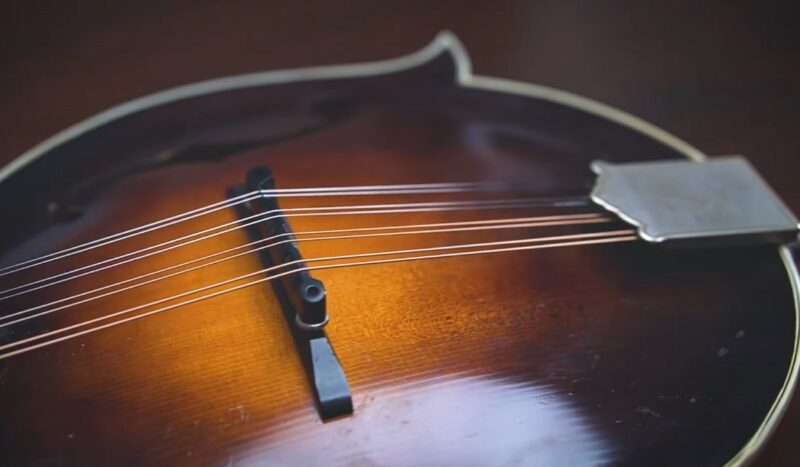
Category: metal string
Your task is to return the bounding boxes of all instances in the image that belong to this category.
[0,230,636,361]
[0,191,260,277]
[0,197,592,300]
[0,214,611,327]
[0,181,547,277]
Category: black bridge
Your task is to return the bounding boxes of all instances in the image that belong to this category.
[227,167,353,420]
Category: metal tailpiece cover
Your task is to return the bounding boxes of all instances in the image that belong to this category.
[590,156,800,246]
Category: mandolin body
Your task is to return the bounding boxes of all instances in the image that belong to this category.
[0,35,797,466]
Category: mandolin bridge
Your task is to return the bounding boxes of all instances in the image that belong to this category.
[227,167,353,421]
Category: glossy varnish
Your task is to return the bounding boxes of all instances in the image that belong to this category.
[0,48,795,466]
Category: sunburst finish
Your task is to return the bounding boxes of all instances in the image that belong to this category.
[0,36,796,466]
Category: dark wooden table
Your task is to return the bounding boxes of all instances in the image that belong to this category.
[1,1,798,464]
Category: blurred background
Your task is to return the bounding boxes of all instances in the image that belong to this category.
[1,1,798,464]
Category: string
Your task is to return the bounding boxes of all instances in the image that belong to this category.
[0,215,612,327]
[0,182,496,276]
[0,213,607,323]
[0,230,636,360]
[0,181,556,277]
[0,191,260,277]
[0,198,593,300]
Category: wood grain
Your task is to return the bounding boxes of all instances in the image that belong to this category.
[1,2,799,465]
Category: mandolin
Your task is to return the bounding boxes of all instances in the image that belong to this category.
[0,32,798,466]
